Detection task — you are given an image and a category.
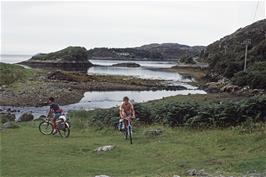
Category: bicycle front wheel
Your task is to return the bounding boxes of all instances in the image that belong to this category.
[39,121,53,135]
[128,126,133,144]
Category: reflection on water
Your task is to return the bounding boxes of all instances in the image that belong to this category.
[71,90,206,110]
[88,66,191,82]
[90,59,177,68]
[1,90,206,118]
[88,60,196,89]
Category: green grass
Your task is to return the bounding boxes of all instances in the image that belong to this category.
[0,63,34,85]
[1,122,266,177]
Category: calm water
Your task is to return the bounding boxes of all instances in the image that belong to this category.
[1,90,206,118]
[90,59,177,68]
[0,54,32,64]
[1,56,206,117]
[88,59,196,89]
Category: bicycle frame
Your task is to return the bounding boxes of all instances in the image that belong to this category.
[123,117,133,144]
[125,119,132,134]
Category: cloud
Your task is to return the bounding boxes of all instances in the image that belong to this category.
[1,1,265,54]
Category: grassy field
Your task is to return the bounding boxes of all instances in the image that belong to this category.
[0,63,34,85]
[1,122,266,177]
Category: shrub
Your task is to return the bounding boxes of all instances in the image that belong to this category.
[81,95,266,129]
[232,61,266,89]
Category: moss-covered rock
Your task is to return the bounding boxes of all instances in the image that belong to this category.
[20,46,93,71]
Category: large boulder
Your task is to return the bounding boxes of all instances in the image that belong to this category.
[0,112,16,123]
[18,112,34,122]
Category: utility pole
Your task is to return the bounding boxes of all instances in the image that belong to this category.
[219,42,228,55]
[242,39,251,72]
[224,45,228,55]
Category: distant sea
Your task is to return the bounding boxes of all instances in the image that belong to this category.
[0,54,33,64]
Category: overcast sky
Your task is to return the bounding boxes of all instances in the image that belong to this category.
[1,1,265,55]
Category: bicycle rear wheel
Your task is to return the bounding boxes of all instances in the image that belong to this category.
[58,127,70,138]
[124,128,128,140]
[39,121,53,135]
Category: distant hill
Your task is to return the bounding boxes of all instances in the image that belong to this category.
[201,19,266,89]
[20,46,93,71]
[137,43,205,59]
[87,43,205,61]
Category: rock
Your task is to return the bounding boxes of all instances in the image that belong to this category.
[187,169,197,176]
[204,81,227,93]
[173,175,181,177]
[187,169,208,176]
[2,121,19,129]
[112,62,141,67]
[18,112,34,122]
[95,145,115,152]
[0,112,16,123]
[95,175,110,177]
[144,128,163,137]
[220,84,240,93]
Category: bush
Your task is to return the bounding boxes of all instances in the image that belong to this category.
[81,95,266,129]
[232,61,266,89]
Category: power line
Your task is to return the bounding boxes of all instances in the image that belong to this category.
[253,1,260,20]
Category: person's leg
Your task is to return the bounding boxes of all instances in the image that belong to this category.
[52,113,61,134]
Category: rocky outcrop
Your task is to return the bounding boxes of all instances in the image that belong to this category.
[20,46,93,71]
[112,62,141,67]
[17,112,34,122]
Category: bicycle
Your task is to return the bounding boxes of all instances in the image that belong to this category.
[121,117,133,144]
[39,115,70,138]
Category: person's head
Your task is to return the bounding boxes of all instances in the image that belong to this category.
[48,97,55,103]
[123,96,129,103]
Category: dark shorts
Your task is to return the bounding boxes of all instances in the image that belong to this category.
[54,112,62,119]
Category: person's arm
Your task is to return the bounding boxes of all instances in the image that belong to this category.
[47,104,55,118]
[119,103,124,118]
[47,109,53,118]
[131,103,135,118]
